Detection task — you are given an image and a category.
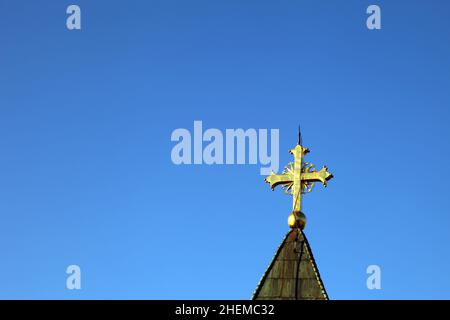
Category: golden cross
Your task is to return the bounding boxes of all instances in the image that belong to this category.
[265,133,333,229]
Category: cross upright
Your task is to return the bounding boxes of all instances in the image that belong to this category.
[265,130,333,229]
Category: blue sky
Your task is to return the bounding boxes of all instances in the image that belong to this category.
[1,0,450,299]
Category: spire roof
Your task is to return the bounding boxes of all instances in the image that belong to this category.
[252,228,328,300]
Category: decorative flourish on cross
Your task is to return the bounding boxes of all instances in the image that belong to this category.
[264,130,333,229]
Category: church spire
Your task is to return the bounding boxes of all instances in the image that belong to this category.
[253,130,333,300]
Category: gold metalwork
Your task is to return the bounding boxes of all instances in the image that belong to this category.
[265,137,333,229]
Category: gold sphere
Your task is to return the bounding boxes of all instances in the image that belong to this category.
[288,214,297,228]
[287,211,307,229]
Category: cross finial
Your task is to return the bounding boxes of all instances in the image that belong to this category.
[298,125,302,145]
[264,130,333,229]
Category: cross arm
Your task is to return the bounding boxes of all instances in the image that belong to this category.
[301,166,333,186]
[265,172,293,190]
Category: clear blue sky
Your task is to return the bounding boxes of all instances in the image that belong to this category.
[1,1,450,299]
